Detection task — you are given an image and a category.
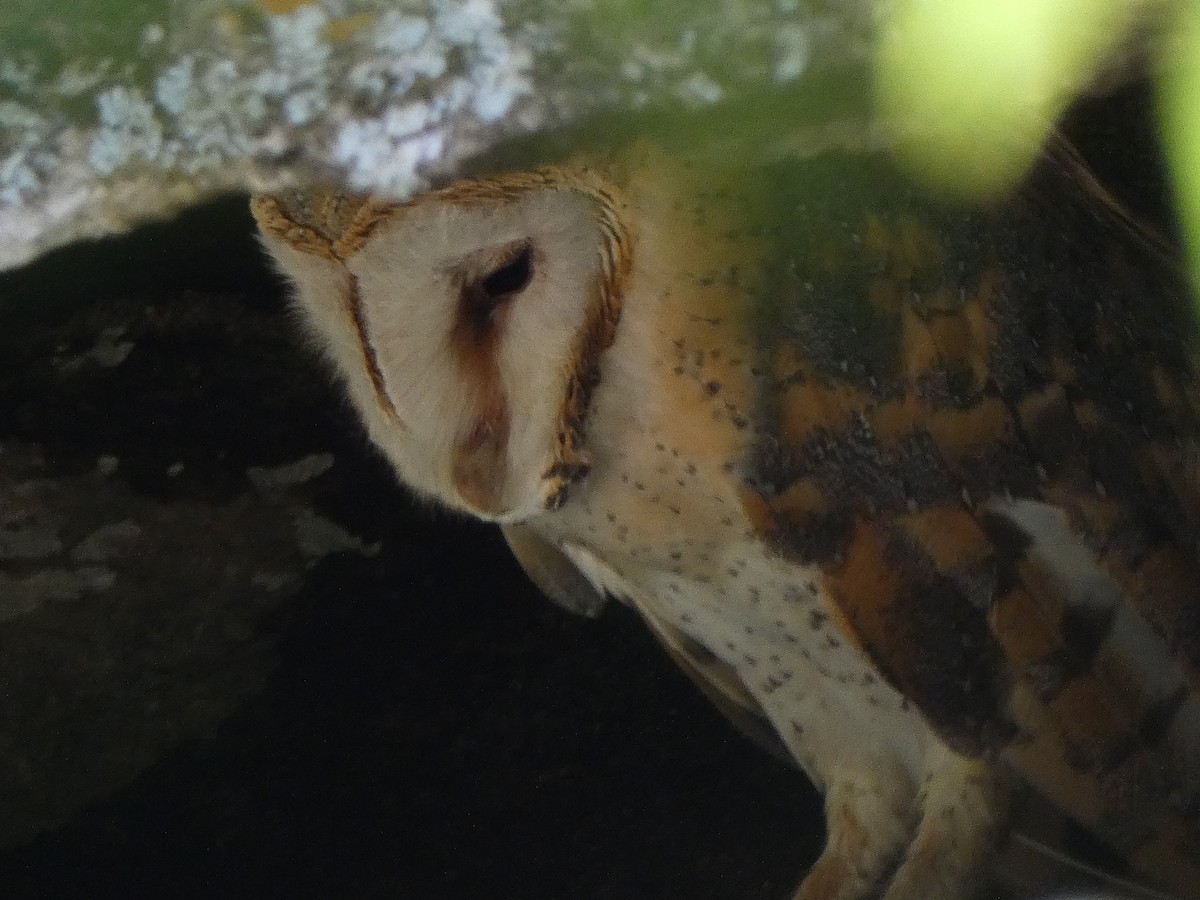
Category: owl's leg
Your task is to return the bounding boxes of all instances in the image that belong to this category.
[793,766,917,900]
[878,755,1013,900]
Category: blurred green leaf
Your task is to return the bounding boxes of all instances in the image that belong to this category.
[874,0,1144,197]
[1160,0,1200,293]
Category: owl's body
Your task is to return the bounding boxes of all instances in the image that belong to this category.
[254,139,1200,898]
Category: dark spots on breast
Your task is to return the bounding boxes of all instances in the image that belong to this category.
[808,610,827,630]
[704,380,722,396]
[452,238,534,350]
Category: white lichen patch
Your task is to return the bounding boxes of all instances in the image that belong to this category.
[0,0,864,272]
[88,87,165,177]
[773,24,811,83]
[0,101,56,206]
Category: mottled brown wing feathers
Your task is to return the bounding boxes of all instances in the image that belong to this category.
[741,144,1200,890]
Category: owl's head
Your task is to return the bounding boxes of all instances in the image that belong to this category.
[252,170,632,523]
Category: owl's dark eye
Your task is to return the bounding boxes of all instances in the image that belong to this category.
[479,241,534,301]
[456,240,535,347]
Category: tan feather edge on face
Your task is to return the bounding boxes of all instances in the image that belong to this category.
[541,181,633,509]
[251,169,633,514]
[251,192,408,432]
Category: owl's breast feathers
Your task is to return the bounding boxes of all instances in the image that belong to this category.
[737,140,1200,886]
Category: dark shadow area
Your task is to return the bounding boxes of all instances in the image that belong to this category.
[0,195,816,900]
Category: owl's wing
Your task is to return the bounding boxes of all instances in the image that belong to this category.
[628,589,794,765]
[501,524,608,618]
[504,529,792,761]
[740,140,1200,889]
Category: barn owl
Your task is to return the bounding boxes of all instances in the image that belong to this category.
[252,137,1200,900]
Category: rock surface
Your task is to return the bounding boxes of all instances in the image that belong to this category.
[0,0,867,272]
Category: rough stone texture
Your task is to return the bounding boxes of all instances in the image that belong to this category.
[0,0,870,272]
